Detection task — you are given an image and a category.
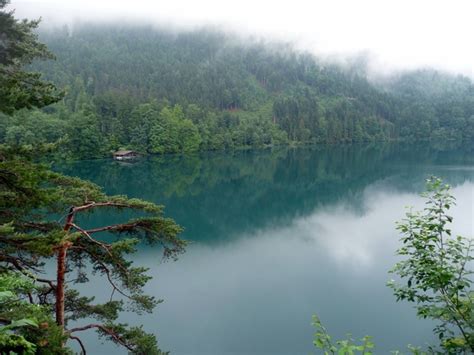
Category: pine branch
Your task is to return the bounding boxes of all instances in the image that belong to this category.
[69,335,86,354]
[67,324,135,352]
[85,222,141,234]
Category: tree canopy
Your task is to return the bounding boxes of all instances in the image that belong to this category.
[0,0,61,114]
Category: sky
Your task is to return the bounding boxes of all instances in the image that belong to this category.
[10,0,474,77]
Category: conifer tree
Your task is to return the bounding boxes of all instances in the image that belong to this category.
[0,2,185,352]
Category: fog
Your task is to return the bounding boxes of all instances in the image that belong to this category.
[11,0,474,78]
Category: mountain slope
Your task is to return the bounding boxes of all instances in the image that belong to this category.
[1,25,473,159]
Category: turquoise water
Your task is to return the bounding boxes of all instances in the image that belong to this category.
[56,143,474,354]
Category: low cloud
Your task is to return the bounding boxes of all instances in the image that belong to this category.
[11,0,474,77]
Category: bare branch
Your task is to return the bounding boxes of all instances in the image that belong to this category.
[67,324,134,352]
[69,335,86,354]
[0,254,56,290]
[71,223,111,249]
[71,224,129,279]
[73,246,132,301]
[85,222,140,234]
[73,202,132,213]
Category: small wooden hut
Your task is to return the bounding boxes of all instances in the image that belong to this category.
[112,150,139,161]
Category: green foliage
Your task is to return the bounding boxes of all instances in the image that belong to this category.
[61,109,105,159]
[388,177,474,353]
[0,333,36,355]
[98,323,168,355]
[312,314,432,355]
[0,273,38,355]
[148,105,201,154]
[0,0,62,114]
[0,271,69,354]
[312,315,375,355]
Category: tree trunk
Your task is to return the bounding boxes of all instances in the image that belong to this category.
[55,243,68,327]
[56,207,75,328]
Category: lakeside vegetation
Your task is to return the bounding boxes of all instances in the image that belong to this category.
[313,179,474,354]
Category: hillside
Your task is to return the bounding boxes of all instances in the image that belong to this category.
[1,24,473,159]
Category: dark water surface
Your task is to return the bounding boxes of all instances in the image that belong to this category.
[55,143,474,354]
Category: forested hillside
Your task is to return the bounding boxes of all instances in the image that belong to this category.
[1,24,473,159]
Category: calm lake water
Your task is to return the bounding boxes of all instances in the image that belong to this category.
[55,143,474,355]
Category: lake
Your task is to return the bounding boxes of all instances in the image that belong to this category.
[55,143,474,354]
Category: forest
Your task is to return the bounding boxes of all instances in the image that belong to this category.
[1,24,473,159]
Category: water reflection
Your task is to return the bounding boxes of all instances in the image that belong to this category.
[55,143,474,354]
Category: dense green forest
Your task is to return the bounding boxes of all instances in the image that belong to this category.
[1,24,473,159]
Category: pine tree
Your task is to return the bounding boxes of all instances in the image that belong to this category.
[0,0,62,114]
[0,2,185,353]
